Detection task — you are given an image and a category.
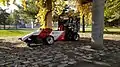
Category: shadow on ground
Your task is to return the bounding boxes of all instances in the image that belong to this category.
[0,37,120,67]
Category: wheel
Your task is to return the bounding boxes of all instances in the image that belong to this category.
[44,36,54,45]
[27,43,31,47]
[65,33,72,41]
[73,34,79,41]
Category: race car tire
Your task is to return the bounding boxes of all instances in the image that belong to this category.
[44,36,54,45]
[65,33,72,41]
[73,34,79,41]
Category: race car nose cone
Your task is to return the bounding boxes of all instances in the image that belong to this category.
[18,38,22,41]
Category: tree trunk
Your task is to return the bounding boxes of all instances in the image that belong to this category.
[45,0,52,28]
[45,11,52,28]
[4,22,5,30]
[91,0,105,49]
[82,15,85,33]
[16,23,17,29]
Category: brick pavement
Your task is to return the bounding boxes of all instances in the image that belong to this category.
[1,36,119,67]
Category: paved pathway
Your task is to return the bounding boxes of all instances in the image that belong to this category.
[0,35,120,67]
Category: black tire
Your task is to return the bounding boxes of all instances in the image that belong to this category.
[65,33,73,41]
[73,34,79,41]
[44,36,54,45]
[27,43,32,47]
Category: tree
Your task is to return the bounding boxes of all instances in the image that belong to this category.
[0,0,9,6]
[91,0,105,49]
[0,0,37,29]
[52,0,66,22]
[82,15,85,32]
[7,10,19,29]
[36,0,66,28]
[76,0,105,49]
[0,8,9,29]
[75,0,92,32]
[31,0,51,28]
[22,0,65,28]
[104,0,120,26]
[17,0,39,24]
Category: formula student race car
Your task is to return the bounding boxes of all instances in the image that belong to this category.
[19,16,80,47]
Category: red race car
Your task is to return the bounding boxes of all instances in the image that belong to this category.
[19,17,80,47]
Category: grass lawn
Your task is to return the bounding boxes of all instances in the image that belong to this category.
[0,27,119,37]
[80,27,120,34]
[0,28,37,37]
